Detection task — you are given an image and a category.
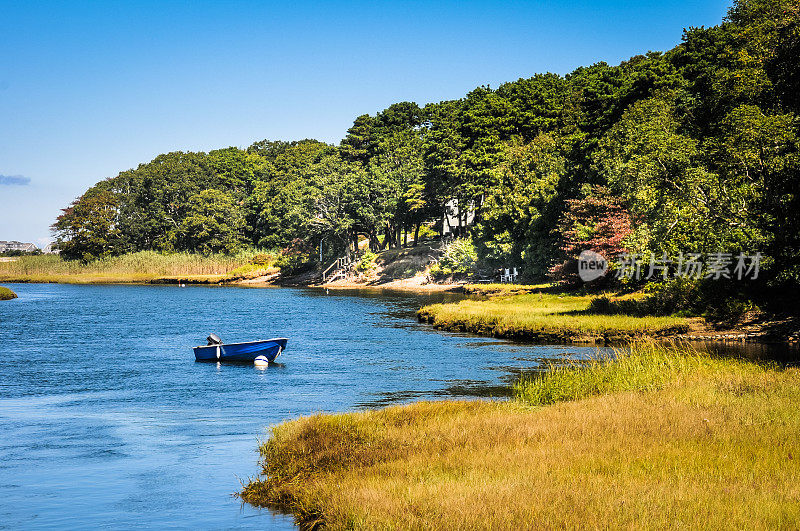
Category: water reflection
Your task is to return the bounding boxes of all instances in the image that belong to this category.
[682,340,800,365]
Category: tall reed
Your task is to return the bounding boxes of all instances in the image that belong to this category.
[0,250,276,281]
[513,341,766,405]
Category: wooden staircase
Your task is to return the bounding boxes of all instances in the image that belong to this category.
[321,255,354,283]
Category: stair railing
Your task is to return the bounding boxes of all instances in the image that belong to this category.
[321,255,353,283]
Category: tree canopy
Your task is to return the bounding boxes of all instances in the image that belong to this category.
[53,0,800,301]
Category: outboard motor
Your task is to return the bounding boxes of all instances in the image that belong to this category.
[206,333,223,346]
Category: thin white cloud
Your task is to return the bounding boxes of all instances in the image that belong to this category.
[0,174,31,186]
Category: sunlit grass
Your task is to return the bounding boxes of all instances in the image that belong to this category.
[418,292,689,340]
[241,344,800,529]
[460,282,552,296]
[514,341,759,405]
[0,250,278,283]
[0,286,17,300]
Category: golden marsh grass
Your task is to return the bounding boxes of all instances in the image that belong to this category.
[0,251,277,284]
[241,345,800,529]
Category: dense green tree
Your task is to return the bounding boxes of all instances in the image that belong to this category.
[764,2,800,112]
[112,151,222,251]
[474,134,568,276]
[422,99,471,232]
[595,93,721,256]
[495,73,568,140]
[340,114,381,164]
[248,140,330,248]
[339,102,430,248]
[368,128,427,248]
[52,186,122,262]
[179,189,247,255]
[310,152,377,256]
[206,147,267,197]
[712,104,800,278]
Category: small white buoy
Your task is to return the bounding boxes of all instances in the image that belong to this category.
[254,355,269,368]
[180,283,186,287]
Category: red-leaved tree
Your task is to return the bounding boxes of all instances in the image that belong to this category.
[549,186,633,283]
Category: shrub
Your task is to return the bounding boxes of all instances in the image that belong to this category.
[587,277,756,326]
[415,224,438,241]
[355,251,377,273]
[430,238,477,280]
[276,239,316,275]
[251,253,272,265]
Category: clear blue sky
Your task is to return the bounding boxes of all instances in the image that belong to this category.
[0,0,731,246]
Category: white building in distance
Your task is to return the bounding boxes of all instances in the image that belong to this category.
[0,240,38,253]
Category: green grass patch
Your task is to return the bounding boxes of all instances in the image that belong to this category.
[418,292,689,341]
[0,286,17,300]
[459,282,553,296]
[514,341,762,405]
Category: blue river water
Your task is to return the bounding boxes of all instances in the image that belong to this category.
[3,283,787,529]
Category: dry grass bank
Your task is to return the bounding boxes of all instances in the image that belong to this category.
[241,346,800,529]
[322,244,441,288]
[0,251,278,284]
[418,292,689,342]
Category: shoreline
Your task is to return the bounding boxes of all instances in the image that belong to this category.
[312,277,463,293]
[3,274,798,344]
[416,290,800,345]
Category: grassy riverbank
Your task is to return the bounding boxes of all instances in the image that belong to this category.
[241,344,800,528]
[0,251,278,284]
[0,286,17,300]
[418,291,690,342]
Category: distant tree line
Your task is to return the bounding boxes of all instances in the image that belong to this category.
[0,249,42,257]
[54,0,799,298]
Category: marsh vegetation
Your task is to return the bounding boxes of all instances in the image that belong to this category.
[241,344,800,529]
[0,250,277,284]
[418,291,690,342]
[0,286,17,300]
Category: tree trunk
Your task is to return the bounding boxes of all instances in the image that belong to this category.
[368,231,380,252]
[403,226,408,247]
[414,223,420,246]
[384,223,394,249]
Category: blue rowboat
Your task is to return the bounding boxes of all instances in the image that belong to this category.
[194,336,288,363]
